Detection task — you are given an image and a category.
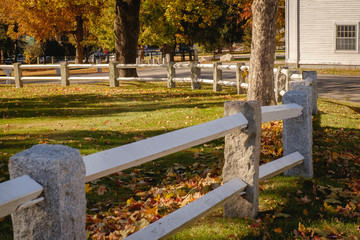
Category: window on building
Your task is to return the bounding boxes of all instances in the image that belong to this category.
[336,25,357,51]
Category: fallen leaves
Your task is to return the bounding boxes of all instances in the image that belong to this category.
[86,162,223,239]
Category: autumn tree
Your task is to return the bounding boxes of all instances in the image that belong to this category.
[248,0,279,105]
[0,0,106,63]
[138,0,245,55]
[139,0,176,57]
[0,22,21,63]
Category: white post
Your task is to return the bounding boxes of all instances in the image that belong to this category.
[223,101,261,219]
[9,144,86,239]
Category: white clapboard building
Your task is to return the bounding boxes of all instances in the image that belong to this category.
[286,0,360,68]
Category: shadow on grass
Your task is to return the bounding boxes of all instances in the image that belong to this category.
[1,91,359,239]
[0,86,233,119]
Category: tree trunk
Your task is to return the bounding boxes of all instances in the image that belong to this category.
[0,50,4,64]
[248,0,278,106]
[162,44,173,61]
[84,46,89,64]
[114,0,141,77]
[75,16,84,64]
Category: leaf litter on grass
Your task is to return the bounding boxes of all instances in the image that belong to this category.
[1,85,359,239]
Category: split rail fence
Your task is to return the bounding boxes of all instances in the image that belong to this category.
[0,56,305,98]
[0,80,317,239]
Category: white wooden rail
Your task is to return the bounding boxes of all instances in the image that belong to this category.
[259,151,304,181]
[21,76,61,81]
[125,178,247,240]
[83,103,301,182]
[0,76,15,80]
[0,175,43,218]
[84,112,248,182]
[0,65,14,69]
[0,92,313,239]
[0,102,305,219]
[116,77,168,82]
[117,64,166,68]
[2,60,301,101]
[261,104,303,122]
[124,151,304,240]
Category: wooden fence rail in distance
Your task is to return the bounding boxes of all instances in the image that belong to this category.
[0,55,308,98]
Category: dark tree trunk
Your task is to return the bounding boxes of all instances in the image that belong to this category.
[115,0,141,77]
[248,0,278,106]
[75,16,84,64]
[84,46,89,64]
[162,44,172,60]
[0,50,4,64]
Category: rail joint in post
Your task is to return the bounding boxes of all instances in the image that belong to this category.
[213,62,223,92]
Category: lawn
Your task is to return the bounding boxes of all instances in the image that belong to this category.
[0,82,359,239]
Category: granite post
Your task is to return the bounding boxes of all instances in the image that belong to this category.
[283,89,313,178]
[223,101,261,219]
[9,144,86,240]
[236,63,245,94]
[190,61,201,90]
[14,63,23,88]
[289,71,318,116]
[303,71,318,115]
[167,61,175,88]
[213,62,222,92]
[109,61,119,87]
[60,62,70,86]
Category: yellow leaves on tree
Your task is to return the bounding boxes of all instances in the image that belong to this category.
[0,0,106,63]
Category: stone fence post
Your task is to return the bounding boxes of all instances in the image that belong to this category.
[167,61,175,88]
[289,71,318,115]
[303,71,318,115]
[235,62,245,94]
[191,61,201,90]
[96,58,102,73]
[9,144,86,239]
[274,66,288,102]
[60,62,70,87]
[109,61,119,87]
[282,88,313,178]
[223,101,261,219]
[14,63,23,88]
[213,62,222,92]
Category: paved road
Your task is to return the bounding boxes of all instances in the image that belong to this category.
[317,75,360,103]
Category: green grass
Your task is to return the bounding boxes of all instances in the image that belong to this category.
[300,68,360,76]
[0,83,359,239]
